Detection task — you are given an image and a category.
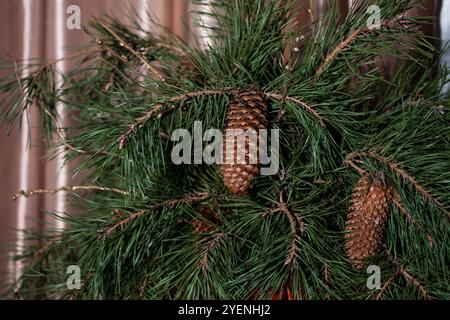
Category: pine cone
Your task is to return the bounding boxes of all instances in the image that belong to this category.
[220,86,268,195]
[192,206,221,235]
[345,173,393,268]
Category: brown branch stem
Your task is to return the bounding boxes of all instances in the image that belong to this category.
[265,93,325,127]
[375,272,399,300]
[41,47,102,70]
[117,88,239,149]
[198,232,226,272]
[13,185,128,200]
[386,251,431,300]
[392,191,434,247]
[117,88,324,150]
[101,192,209,238]
[315,20,394,76]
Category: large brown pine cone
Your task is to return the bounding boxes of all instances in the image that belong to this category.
[220,86,268,195]
[345,172,393,268]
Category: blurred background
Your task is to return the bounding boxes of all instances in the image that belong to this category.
[0,0,445,291]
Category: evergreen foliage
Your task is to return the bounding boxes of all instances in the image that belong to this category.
[1,0,449,299]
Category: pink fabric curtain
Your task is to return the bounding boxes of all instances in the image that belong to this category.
[0,0,438,291]
[0,0,191,289]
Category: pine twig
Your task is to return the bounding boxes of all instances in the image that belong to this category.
[346,150,449,216]
[281,203,300,269]
[11,51,112,156]
[117,87,324,149]
[82,25,130,64]
[315,20,395,76]
[398,267,431,300]
[95,18,167,82]
[10,44,120,159]
[265,93,325,126]
[101,209,147,239]
[392,191,434,247]
[264,169,304,270]
[41,102,115,156]
[343,156,368,176]
[13,185,128,200]
[278,40,301,123]
[386,251,431,300]
[198,232,226,272]
[40,47,102,70]
[117,88,239,149]
[375,272,399,300]
[101,192,209,238]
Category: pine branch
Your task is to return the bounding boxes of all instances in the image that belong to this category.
[117,88,239,149]
[43,48,102,70]
[375,272,399,300]
[281,204,300,270]
[315,19,395,76]
[82,25,130,64]
[386,251,431,300]
[392,191,434,248]
[12,185,129,200]
[323,262,331,284]
[277,40,301,122]
[100,192,209,238]
[95,18,167,82]
[346,150,449,216]
[264,170,304,270]
[118,88,324,149]
[264,93,325,126]
[343,157,368,175]
[11,59,93,155]
[198,232,226,272]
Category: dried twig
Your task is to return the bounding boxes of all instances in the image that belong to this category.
[41,47,102,70]
[117,87,324,149]
[40,104,91,155]
[315,20,395,76]
[13,185,128,200]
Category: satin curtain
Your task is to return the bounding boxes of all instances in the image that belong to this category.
[0,0,439,291]
[0,0,192,290]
